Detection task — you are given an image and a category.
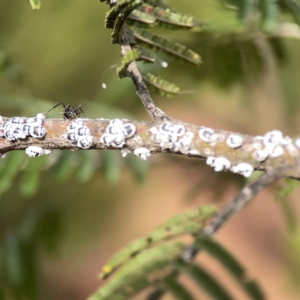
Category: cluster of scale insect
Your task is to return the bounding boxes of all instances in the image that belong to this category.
[64,119,94,149]
[25,146,52,158]
[134,148,151,160]
[100,119,136,148]
[201,127,300,178]
[251,130,300,162]
[0,113,47,142]
[149,122,194,154]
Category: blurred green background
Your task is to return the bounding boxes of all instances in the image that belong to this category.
[1,1,300,299]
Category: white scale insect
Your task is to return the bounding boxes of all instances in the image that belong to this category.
[198,127,218,143]
[25,146,51,157]
[134,148,151,160]
[65,119,94,149]
[2,113,47,142]
[100,119,136,148]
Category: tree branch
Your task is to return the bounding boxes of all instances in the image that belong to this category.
[2,117,300,179]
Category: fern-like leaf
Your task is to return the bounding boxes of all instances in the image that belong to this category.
[195,238,265,300]
[128,9,157,27]
[280,0,300,24]
[137,4,205,31]
[131,28,201,65]
[89,241,185,300]
[111,1,143,44]
[141,72,180,97]
[176,260,234,300]
[99,205,216,279]
[260,0,278,31]
[27,0,41,10]
[117,49,141,78]
[105,0,138,29]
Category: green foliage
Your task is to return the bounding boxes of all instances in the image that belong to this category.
[90,241,185,300]
[0,206,62,299]
[117,49,141,78]
[275,178,299,202]
[131,28,201,65]
[220,0,300,30]
[141,71,180,97]
[91,205,265,300]
[195,237,265,300]
[27,0,41,11]
[99,205,217,279]
[101,0,202,96]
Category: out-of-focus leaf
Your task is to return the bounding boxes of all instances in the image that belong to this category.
[161,276,195,300]
[126,154,148,184]
[101,150,120,183]
[131,28,201,65]
[27,0,41,11]
[176,260,234,300]
[50,151,78,181]
[0,96,53,116]
[142,71,180,97]
[76,151,97,183]
[275,178,299,202]
[195,237,265,300]
[19,155,48,197]
[0,151,24,197]
[4,232,24,290]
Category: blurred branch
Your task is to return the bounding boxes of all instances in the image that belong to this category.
[147,163,300,300]
[201,164,300,237]
[1,117,300,179]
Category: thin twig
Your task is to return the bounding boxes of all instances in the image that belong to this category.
[147,164,300,300]
[119,26,171,121]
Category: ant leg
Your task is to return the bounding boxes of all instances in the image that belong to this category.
[47,102,64,113]
[77,105,86,118]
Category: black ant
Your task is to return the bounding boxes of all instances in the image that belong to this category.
[47,102,85,120]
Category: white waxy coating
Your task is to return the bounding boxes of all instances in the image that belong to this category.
[269,145,284,158]
[29,125,47,138]
[263,130,283,146]
[171,124,185,136]
[232,163,254,178]
[121,149,131,157]
[5,130,16,141]
[226,134,243,148]
[10,117,25,125]
[252,149,269,162]
[286,144,299,157]
[100,133,115,145]
[199,127,217,143]
[13,126,26,139]
[149,126,159,135]
[294,138,300,149]
[25,146,51,157]
[69,119,85,130]
[36,113,46,120]
[213,157,231,172]
[77,136,94,149]
[109,119,123,126]
[27,117,43,125]
[107,125,123,135]
[159,122,171,133]
[134,148,151,160]
[280,136,292,145]
[122,123,136,138]
[206,156,215,166]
